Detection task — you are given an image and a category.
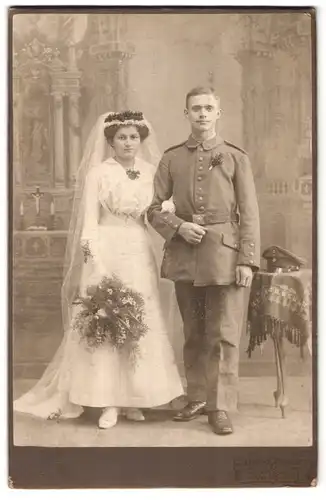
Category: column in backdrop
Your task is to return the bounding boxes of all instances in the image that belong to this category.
[236,13,312,263]
[78,13,135,143]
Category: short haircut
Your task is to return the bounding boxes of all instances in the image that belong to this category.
[185,86,220,109]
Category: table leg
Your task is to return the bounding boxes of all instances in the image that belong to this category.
[272,330,288,418]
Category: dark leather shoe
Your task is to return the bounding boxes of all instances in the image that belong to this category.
[173,401,206,421]
[208,410,233,435]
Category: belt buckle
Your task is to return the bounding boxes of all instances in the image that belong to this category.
[193,214,205,225]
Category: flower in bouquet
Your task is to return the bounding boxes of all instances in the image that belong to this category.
[72,275,148,366]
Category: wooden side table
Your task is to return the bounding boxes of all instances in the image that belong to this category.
[247,270,312,418]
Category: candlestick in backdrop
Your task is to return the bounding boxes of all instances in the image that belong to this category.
[19,201,24,230]
[49,199,56,230]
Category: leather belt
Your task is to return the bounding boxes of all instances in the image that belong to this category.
[176,212,239,225]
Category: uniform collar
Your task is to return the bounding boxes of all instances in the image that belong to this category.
[186,134,224,151]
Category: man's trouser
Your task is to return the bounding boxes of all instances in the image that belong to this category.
[174,282,246,412]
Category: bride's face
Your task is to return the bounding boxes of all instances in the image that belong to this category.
[112,126,141,161]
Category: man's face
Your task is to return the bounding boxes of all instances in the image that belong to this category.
[185,94,220,134]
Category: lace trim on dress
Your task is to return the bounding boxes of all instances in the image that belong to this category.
[98,160,154,219]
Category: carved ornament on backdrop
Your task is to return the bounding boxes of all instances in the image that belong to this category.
[81,14,135,115]
[13,32,83,190]
[237,13,312,174]
[237,13,311,56]
[13,39,56,188]
[13,14,135,235]
[235,13,313,266]
[265,174,312,216]
[18,185,59,232]
[293,174,313,212]
[267,14,311,60]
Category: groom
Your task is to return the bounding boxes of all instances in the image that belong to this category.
[147,86,260,435]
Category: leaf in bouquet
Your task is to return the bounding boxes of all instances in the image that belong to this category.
[86,284,98,296]
[72,297,83,306]
[93,290,105,306]
[83,298,97,311]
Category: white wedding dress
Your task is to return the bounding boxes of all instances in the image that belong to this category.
[14,157,184,419]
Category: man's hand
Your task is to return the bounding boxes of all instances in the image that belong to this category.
[178,222,206,245]
[235,265,253,287]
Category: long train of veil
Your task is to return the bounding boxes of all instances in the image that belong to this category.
[14,112,180,419]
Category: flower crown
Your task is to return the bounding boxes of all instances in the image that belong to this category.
[104,110,148,129]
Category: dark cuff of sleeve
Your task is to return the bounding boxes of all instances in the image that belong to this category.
[161,213,184,242]
[161,213,184,230]
[237,239,260,271]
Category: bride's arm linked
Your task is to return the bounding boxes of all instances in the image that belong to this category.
[147,159,183,242]
[80,168,106,279]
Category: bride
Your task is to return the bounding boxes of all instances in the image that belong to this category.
[14,110,184,429]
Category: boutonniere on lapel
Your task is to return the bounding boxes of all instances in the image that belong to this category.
[209,153,224,171]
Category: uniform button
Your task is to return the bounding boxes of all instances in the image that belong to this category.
[249,260,254,264]
[198,187,202,192]
[199,147,203,152]
[199,196,203,200]
[250,243,254,248]
[199,157,203,161]
[249,252,254,256]
[199,166,203,170]
[197,176,202,181]
[200,206,205,210]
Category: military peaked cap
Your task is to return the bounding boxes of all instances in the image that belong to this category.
[262,245,307,273]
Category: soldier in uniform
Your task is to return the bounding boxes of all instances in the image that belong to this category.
[147,86,260,435]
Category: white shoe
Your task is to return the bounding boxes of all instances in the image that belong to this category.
[124,408,145,422]
[98,407,118,429]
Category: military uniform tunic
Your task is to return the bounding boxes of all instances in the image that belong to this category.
[148,134,261,412]
[148,134,260,285]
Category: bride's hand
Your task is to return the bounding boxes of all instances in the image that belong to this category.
[161,199,176,214]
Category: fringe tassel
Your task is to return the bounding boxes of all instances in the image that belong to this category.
[247,316,306,358]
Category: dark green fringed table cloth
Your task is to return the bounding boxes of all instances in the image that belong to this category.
[247,270,312,357]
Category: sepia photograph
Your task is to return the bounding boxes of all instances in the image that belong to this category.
[9,6,316,488]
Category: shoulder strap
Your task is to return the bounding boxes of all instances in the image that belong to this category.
[224,140,247,155]
[164,141,187,154]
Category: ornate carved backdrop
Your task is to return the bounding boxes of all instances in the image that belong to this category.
[12,14,136,378]
[12,12,313,378]
[238,13,312,262]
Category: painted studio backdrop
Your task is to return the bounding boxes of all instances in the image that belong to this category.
[12,12,312,381]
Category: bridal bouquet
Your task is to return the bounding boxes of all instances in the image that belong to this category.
[73,275,148,364]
